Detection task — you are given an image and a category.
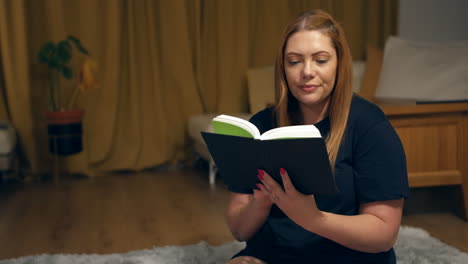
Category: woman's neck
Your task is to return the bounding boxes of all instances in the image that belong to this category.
[299,99,330,125]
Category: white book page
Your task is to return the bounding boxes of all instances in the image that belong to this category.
[259,125,321,140]
[213,115,261,138]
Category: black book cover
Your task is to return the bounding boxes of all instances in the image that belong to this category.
[201,132,337,195]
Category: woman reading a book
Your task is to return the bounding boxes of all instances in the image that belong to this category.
[226,10,409,264]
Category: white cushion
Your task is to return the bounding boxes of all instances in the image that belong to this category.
[375,36,468,101]
[0,121,16,171]
[0,121,15,154]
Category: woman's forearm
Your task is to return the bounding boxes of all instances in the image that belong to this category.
[302,212,400,253]
[258,169,404,253]
[225,199,271,241]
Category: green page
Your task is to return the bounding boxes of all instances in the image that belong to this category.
[212,121,254,138]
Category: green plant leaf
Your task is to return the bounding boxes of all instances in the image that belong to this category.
[67,35,90,55]
[48,56,61,69]
[37,42,56,64]
[57,40,72,65]
[62,66,73,80]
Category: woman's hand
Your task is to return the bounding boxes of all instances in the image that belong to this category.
[257,168,322,226]
[224,171,277,241]
[253,180,274,209]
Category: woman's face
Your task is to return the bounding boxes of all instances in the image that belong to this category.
[284,30,337,110]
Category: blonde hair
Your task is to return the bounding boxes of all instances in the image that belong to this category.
[274,10,353,169]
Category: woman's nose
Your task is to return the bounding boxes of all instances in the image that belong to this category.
[302,61,315,79]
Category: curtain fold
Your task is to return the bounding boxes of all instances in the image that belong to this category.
[0,0,39,173]
[0,61,9,120]
[0,0,398,176]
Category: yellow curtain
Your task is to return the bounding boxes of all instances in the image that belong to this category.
[0,0,39,173]
[196,0,398,113]
[0,61,9,121]
[25,0,204,173]
[0,0,398,177]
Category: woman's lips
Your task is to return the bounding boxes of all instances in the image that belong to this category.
[299,84,320,92]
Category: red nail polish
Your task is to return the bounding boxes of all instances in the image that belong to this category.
[257,173,264,181]
[280,168,285,174]
[256,183,262,189]
[257,169,264,176]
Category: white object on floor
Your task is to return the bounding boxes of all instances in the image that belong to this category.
[0,120,16,181]
[0,226,466,264]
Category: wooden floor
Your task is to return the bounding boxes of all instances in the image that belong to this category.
[0,168,467,260]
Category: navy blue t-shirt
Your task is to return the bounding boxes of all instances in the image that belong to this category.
[230,95,410,264]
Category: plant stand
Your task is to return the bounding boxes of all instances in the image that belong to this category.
[51,136,61,184]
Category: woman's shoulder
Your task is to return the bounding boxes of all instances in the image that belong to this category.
[249,106,276,132]
[348,95,388,131]
[250,106,274,119]
[350,95,386,120]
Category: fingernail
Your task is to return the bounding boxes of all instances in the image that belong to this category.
[257,169,264,176]
[256,183,262,189]
[257,173,263,181]
[280,168,285,174]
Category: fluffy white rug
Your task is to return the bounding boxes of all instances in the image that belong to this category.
[0,226,466,264]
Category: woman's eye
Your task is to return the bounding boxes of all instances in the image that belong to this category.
[317,60,328,65]
[288,60,300,65]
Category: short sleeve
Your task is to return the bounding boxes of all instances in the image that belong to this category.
[353,120,410,203]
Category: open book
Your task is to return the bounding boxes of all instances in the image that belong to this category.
[212,114,322,140]
[202,115,337,195]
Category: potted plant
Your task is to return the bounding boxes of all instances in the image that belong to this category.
[38,35,97,155]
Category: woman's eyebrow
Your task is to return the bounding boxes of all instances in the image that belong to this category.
[285,51,331,56]
[312,51,331,56]
[285,52,303,57]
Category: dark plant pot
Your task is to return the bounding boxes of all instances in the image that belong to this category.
[46,110,84,156]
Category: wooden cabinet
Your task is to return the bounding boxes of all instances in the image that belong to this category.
[377,100,468,220]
